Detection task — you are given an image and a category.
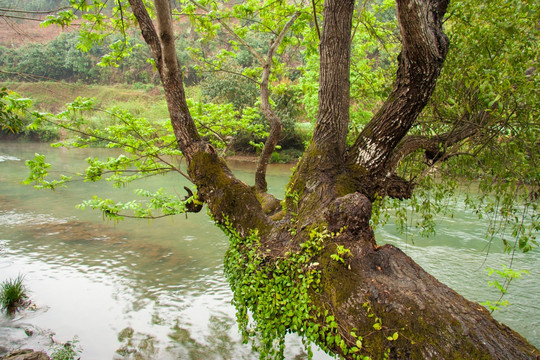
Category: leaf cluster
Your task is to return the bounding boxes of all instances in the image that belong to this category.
[223,221,382,359]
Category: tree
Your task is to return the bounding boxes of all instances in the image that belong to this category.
[19,0,540,358]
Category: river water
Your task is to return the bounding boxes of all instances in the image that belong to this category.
[0,142,538,359]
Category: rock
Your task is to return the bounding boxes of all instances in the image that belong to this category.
[0,349,50,360]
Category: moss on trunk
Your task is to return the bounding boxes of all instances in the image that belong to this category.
[188,149,272,237]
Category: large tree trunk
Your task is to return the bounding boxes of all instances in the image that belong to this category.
[307,192,538,359]
[128,0,540,358]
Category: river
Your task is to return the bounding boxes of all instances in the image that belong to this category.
[0,142,538,359]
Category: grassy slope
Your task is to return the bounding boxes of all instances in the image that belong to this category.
[4,81,179,121]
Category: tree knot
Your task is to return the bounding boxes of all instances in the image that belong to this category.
[325,193,373,240]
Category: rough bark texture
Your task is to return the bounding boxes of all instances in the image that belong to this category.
[312,0,354,160]
[128,0,540,358]
[348,0,450,175]
[129,0,201,159]
[312,192,538,359]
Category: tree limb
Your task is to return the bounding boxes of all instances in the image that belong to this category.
[129,0,201,158]
[348,0,450,175]
[127,0,163,73]
[311,0,320,40]
[255,12,300,192]
[386,121,479,174]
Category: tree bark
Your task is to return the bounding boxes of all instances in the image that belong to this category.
[129,0,201,160]
[347,0,450,175]
[312,0,355,160]
[313,207,539,359]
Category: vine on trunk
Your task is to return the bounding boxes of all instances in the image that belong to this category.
[221,218,400,360]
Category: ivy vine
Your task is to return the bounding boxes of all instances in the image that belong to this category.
[220,220,378,360]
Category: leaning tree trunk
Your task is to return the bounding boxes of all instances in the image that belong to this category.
[128,0,540,358]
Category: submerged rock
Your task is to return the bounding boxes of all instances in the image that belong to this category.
[0,349,49,360]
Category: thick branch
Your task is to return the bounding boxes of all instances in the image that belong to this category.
[127,0,163,72]
[129,0,201,158]
[255,12,300,192]
[348,0,449,174]
[311,0,355,160]
[386,121,479,173]
[128,0,270,236]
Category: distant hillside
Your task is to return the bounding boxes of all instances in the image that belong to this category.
[0,0,73,47]
[5,81,168,118]
[0,18,72,47]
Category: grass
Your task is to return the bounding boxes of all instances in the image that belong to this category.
[0,275,29,313]
[4,81,172,121]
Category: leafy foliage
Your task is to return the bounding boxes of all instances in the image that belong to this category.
[223,220,381,359]
[0,87,32,133]
[370,0,540,255]
[188,98,267,154]
[481,265,530,313]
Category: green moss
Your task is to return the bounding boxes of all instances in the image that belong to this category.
[188,151,271,234]
[287,143,324,196]
[335,164,369,198]
[317,244,357,307]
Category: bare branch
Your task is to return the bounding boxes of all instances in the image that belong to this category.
[311,0,320,40]
[255,11,300,191]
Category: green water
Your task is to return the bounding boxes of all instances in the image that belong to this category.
[0,142,538,359]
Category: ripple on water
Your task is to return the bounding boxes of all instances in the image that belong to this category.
[0,155,20,162]
[0,210,68,227]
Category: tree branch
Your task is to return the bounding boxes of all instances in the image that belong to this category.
[311,0,355,160]
[129,0,201,158]
[127,0,163,73]
[187,0,265,65]
[386,121,479,174]
[185,0,300,192]
[128,0,270,237]
[348,0,450,175]
[255,12,300,192]
[311,0,320,40]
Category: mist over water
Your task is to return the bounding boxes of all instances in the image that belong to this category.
[0,142,538,358]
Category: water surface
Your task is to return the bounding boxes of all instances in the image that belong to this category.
[0,142,538,359]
